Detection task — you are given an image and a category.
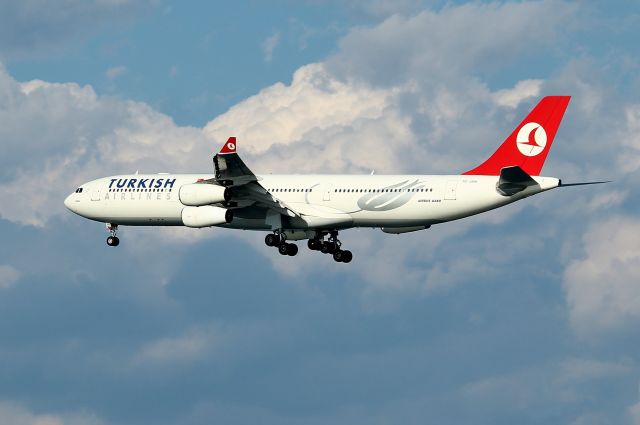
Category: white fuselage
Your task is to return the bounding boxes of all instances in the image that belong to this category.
[64,173,560,232]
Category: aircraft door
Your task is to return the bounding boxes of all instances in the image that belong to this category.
[323,185,332,201]
[444,180,457,200]
[91,188,101,201]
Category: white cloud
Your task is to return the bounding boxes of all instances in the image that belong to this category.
[261,32,280,63]
[327,1,578,85]
[105,65,127,80]
[0,1,587,230]
[204,63,412,174]
[133,329,210,364]
[619,104,640,172]
[0,265,20,289]
[631,401,640,425]
[586,190,626,212]
[564,216,640,335]
[556,357,633,385]
[0,64,208,226]
[0,401,106,425]
[0,0,622,298]
[493,79,543,108]
[127,322,277,373]
[460,357,636,419]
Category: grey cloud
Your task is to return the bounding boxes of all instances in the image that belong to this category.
[3,214,636,425]
[0,264,20,289]
[1,1,640,424]
[326,0,579,86]
[564,215,640,336]
[0,401,108,425]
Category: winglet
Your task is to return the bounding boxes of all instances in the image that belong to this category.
[219,137,237,154]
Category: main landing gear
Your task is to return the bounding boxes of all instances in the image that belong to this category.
[265,232,298,256]
[265,230,352,263]
[106,223,120,247]
[307,231,352,263]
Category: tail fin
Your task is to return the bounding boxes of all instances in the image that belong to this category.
[463,96,571,176]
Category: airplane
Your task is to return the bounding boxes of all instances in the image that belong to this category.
[64,96,606,263]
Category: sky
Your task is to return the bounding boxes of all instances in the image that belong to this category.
[1,0,640,424]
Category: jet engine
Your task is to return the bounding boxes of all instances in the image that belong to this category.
[181,206,233,228]
[179,183,230,206]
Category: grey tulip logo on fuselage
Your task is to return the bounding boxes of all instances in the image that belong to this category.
[356,179,425,211]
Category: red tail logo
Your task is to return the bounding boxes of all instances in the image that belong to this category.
[464,96,570,176]
[219,137,237,154]
[516,122,547,156]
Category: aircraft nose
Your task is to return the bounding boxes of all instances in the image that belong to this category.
[64,193,76,212]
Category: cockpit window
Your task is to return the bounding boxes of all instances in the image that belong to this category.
[75,188,83,193]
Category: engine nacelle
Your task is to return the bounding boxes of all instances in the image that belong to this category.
[181,206,233,228]
[179,183,230,206]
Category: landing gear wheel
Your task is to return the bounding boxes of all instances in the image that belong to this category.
[341,250,352,263]
[310,230,351,262]
[286,243,298,256]
[106,223,119,247]
[307,239,321,250]
[265,233,279,247]
[278,244,289,255]
[333,250,344,262]
[106,236,120,247]
[321,241,336,254]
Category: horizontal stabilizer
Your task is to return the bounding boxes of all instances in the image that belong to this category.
[496,166,538,196]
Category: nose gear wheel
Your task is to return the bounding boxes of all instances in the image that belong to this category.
[106,223,120,247]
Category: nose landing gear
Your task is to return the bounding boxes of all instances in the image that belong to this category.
[106,223,120,247]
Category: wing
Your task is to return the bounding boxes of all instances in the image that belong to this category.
[211,137,298,218]
[209,137,353,229]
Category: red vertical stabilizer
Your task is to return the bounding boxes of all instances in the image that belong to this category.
[463,96,570,176]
